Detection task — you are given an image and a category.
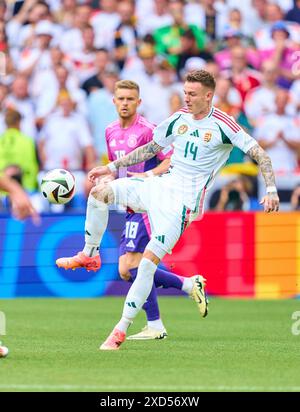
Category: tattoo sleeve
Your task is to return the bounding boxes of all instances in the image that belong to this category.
[247,144,276,187]
[113,141,163,169]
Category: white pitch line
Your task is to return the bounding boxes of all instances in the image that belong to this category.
[0,385,300,391]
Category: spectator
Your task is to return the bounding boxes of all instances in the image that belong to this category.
[137,0,172,37]
[38,90,96,206]
[0,108,38,192]
[91,0,120,50]
[214,175,260,211]
[139,59,182,124]
[81,48,110,95]
[65,24,97,85]
[176,28,213,77]
[213,76,242,118]
[17,20,56,82]
[244,59,279,127]
[285,0,300,23]
[0,83,8,134]
[223,45,261,104]
[290,184,300,210]
[153,0,206,67]
[0,20,8,53]
[87,65,119,162]
[35,64,87,126]
[254,2,285,50]
[257,20,300,88]
[188,0,228,42]
[121,42,158,88]
[253,88,300,172]
[6,1,51,49]
[113,0,139,70]
[54,0,77,29]
[59,3,92,54]
[215,28,259,71]
[5,74,37,139]
[223,8,254,39]
[290,77,300,112]
[39,90,95,172]
[0,0,6,21]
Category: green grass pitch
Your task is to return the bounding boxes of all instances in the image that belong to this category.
[0,297,300,392]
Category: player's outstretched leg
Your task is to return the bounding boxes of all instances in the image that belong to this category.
[126,268,168,340]
[126,268,208,340]
[56,184,113,272]
[100,253,159,350]
[153,269,209,318]
[190,275,208,318]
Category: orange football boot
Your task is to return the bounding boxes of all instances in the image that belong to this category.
[99,328,126,351]
[56,252,101,272]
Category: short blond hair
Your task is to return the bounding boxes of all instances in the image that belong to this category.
[114,80,140,95]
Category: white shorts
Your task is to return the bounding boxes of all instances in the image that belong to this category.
[109,173,206,255]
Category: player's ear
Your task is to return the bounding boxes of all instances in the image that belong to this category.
[206,90,213,100]
[137,98,142,106]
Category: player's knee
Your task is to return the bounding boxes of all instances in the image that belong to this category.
[118,265,131,281]
[143,249,161,265]
[120,271,131,281]
[90,182,114,204]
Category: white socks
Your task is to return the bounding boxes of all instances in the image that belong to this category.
[83,195,108,257]
[182,277,193,295]
[148,319,165,331]
[117,258,158,333]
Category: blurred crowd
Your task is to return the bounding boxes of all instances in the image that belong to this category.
[0,0,299,213]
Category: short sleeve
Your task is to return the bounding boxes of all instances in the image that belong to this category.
[105,129,114,161]
[229,129,258,153]
[157,144,173,161]
[214,115,257,154]
[153,113,182,148]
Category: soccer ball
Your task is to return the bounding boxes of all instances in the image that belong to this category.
[0,344,9,358]
[41,169,75,205]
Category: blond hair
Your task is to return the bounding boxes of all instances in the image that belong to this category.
[114,80,140,95]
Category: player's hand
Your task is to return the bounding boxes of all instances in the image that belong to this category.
[10,190,40,224]
[88,166,112,184]
[260,192,280,213]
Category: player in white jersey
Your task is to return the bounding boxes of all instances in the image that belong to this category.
[57,70,280,350]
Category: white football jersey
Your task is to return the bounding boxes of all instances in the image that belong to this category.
[153,106,257,209]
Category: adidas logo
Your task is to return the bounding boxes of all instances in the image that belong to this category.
[126,240,135,248]
[155,235,165,244]
[190,130,200,137]
[126,301,137,308]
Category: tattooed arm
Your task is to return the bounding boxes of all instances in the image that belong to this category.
[113,141,163,169]
[247,144,280,212]
[88,141,163,183]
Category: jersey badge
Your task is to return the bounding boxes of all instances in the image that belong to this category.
[128,135,138,148]
[204,131,212,142]
[178,124,188,135]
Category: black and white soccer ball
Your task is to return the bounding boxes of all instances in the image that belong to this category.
[41,169,76,204]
